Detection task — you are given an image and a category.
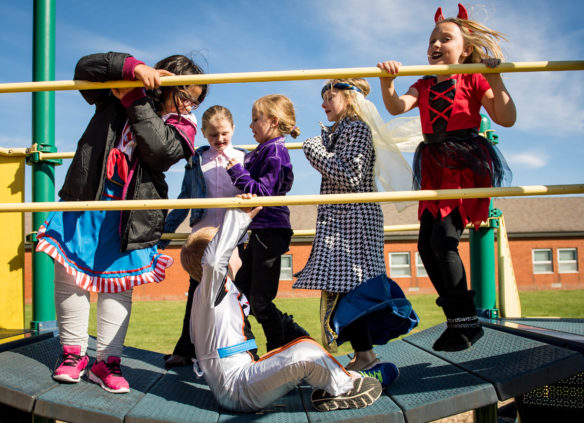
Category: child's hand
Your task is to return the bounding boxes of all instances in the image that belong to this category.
[481,58,502,69]
[226,158,239,170]
[134,64,174,89]
[236,193,262,219]
[377,60,401,79]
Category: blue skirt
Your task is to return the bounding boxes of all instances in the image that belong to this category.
[36,155,173,293]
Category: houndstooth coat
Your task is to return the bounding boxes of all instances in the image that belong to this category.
[293,118,386,293]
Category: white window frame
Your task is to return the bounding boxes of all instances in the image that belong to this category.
[415,252,428,277]
[557,248,578,274]
[389,252,411,278]
[280,254,293,280]
[532,248,553,274]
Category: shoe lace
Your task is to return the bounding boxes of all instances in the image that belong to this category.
[360,369,383,384]
[58,353,82,368]
[104,361,123,376]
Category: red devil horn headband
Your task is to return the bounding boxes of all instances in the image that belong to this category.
[434,3,469,23]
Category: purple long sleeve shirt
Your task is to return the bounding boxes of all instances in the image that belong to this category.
[227,136,293,229]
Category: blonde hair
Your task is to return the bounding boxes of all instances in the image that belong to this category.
[253,94,301,139]
[438,18,507,63]
[180,227,218,281]
[321,78,371,123]
[201,105,234,133]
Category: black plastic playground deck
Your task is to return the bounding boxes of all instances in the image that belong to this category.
[1,320,583,423]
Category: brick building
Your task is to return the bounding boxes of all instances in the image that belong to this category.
[284,197,584,295]
[23,197,584,302]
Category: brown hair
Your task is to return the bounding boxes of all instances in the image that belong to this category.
[180,227,218,282]
[253,94,301,139]
[438,18,507,63]
[201,105,234,134]
[149,54,208,116]
[321,78,371,123]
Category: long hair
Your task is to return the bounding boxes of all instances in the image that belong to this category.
[439,18,507,63]
[148,55,208,115]
[321,78,371,124]
[253,94,301,139]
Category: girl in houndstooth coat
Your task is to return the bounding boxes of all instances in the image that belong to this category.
[294,79,389,371]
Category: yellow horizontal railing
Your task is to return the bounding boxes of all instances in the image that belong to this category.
[0,144,304,161]
[161,222,498,240]
[1,61,582,94]
[161,223,424,240]
[0,147,29,158]
[1,184,582,213]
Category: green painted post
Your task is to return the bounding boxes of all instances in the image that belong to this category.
[31,0,57,331]
[469,116,500,423]
[469,115,498,318]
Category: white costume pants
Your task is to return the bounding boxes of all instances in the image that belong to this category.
[202,338,355,412]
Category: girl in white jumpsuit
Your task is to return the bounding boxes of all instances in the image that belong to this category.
[186,205,380,412]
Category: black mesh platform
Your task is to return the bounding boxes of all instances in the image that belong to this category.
[34,339,166,423]
[0,335,63,413]
[375,340,497,423]
[404,323,584,401]
[504,318,584,335]
[1,320,583,423]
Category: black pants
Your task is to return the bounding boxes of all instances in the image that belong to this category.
[341,314,373,352]
[235,228,293,350]
[172,244,246,359]
[417,208,468,299]
[172,276,198,359]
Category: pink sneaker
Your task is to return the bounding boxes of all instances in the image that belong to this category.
[88,356,130,394]
[53,345,89,383]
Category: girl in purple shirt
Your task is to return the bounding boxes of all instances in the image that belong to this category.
[227,94,308,351]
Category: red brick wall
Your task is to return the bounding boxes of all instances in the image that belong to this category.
[23,236,583,303]
[507,237,584,290]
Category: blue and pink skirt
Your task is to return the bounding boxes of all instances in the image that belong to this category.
[36,149,173,293]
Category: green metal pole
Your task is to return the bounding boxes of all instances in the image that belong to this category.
[469,115,498,318]
[31,0,57,331]
[469,222,497,315]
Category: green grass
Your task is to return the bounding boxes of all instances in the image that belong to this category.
[25,290,583,357]
[91,289,584,357]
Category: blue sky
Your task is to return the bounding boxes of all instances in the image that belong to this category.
[1,0,583,201]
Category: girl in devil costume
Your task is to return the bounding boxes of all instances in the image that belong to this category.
[377,3,516,351]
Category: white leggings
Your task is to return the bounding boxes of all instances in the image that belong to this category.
[54,263,133,361]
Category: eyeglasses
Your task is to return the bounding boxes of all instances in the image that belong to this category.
[177,89,201,110]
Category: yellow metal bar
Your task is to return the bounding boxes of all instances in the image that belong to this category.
[497,216,522,318]
[161,224,424,241]
[161,222,495,241]
[0,184,582,213]
[0,147,30,157]
[35,142,305,161]
[1,61,582,94]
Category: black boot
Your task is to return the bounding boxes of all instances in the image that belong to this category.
[433,293,484,352]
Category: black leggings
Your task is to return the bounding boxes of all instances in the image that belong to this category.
[235,228,293,349]
[172,245,246,359]
[342,315,373,352]
[417,208,469,299]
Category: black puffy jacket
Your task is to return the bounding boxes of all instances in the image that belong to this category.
[58,52,193,251]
